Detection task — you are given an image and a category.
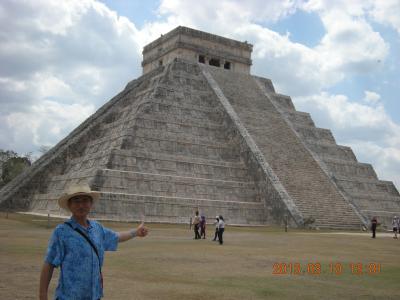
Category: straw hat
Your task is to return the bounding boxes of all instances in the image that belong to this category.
[58,184,100,210]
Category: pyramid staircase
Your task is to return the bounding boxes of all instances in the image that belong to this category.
[255,76,400,228]
[205,67,364,229]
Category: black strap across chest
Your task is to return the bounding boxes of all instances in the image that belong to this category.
[64,222,101,271]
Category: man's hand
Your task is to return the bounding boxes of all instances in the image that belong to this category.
[136,222,148,237]
[118,222,149,242]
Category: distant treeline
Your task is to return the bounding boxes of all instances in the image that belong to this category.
[0,149,31,188]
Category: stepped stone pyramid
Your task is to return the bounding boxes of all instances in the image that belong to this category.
[1,26,399,229]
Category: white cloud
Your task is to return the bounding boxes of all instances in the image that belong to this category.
[369,0,400,34]
[5,100,94,146]
[158,0,301,26]
[301,0,371,16]
[302,1,389,75]
[0,0,143,156]
[303,0,400,35]
[363,90,381,104]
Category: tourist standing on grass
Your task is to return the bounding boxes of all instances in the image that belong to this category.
[392,216,399,239]
[371,216,378,238]
[200,215,206,239]
[218,215,225,245]
[192,211,201,239]
[39,184,148,300]
[212,216,219,241]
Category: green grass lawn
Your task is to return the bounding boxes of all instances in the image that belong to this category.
[0,213,399,299]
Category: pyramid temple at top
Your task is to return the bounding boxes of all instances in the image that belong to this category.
[1,26,399,229]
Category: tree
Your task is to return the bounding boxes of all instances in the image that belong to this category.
[0,149,31,188]
[0,149,18,163]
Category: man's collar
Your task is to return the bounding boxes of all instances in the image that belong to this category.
[67,217,93,230]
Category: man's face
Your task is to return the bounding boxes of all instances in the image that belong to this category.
[68,195,93,218]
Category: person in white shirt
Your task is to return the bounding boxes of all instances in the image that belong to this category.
[192,211,201,239]
[212,216,219,241]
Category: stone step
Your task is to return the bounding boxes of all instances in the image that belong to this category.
[295,205,358,217]
[44,168,98,194]
[153,85,219,108]
[85,135,124,153]
[148,97,219,114]
[296,206,358,217]
[97,169,260,202]
[253,76,275,93]
[112,149,245,168]
[352,207,400,227]
[228,108,280,122]
[304,141,358,162]
[345,193,400,211]
[293,125,336,145]
[160,72,210,93]
[138,111,223,128]
[269,93,296,111]
[109,149,252,182]
[30,191,266,225]
[131,125,226,144]
[356,200,400,211]
[324,160,378,180]
[125,66,166,93]
[300,216,363,229]
[322,158,377,179]
[334,176,400,196]
[302,214,362,223]
[61,152,110,173]
[135,115,223,131]
[139,100,222,122]
[358,209,400,228]
[121,135,241,161]
[283,111,315,127]
[313,223,363,229]
[347,192,400,202]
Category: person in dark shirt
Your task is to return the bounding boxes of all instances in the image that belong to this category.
[218,215,225,245]
[200,215,206,239]
[371,217,378,238]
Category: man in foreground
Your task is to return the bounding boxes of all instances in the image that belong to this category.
[39,184,148,300]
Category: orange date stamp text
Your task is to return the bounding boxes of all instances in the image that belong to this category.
[272,262,381,275]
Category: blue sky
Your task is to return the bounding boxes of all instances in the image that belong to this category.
[0,0,399,189]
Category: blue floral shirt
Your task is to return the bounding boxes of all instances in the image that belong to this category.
[45,218,119,300]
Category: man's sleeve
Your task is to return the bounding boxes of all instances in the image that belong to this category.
[102,226,119,251]
[45,227,64,267]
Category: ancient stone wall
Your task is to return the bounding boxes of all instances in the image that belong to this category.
[142,26,252,75]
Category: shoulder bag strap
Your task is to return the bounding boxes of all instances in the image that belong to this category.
[64,222,101,269]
